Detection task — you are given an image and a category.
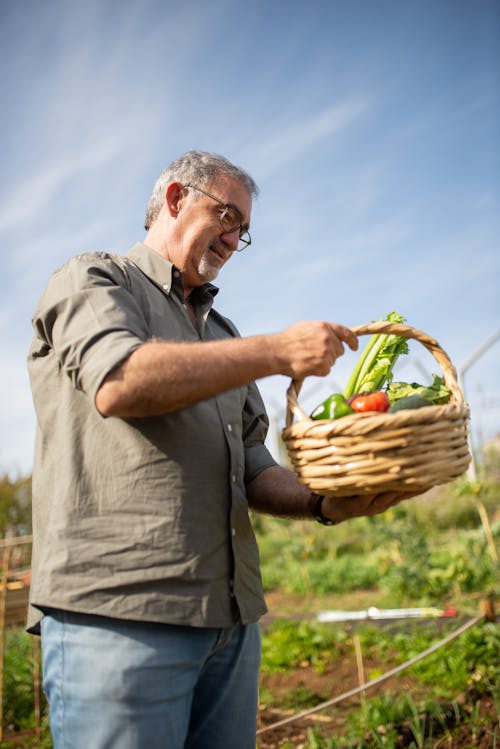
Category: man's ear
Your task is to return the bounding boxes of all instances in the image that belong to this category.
[165,182,186,217]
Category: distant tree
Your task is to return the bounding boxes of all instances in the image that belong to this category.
[0,472,32,538]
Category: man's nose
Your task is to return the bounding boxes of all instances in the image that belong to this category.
[221,227,240,252]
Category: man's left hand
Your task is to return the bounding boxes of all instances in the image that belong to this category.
[321,489,422,524]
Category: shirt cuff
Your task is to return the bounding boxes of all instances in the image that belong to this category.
[244,444,277,485]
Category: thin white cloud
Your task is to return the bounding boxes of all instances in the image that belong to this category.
[249,96,374,180]
[0,138,128,233]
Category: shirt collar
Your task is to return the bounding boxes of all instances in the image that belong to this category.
[126,242,219,302]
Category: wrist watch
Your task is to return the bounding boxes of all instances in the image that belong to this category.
[312,493,337,526]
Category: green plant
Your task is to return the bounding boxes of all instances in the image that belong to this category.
[261,620,347,673]
[1,628,51,745]
[345,690,404,746]
[304,726,339,748]
[3,629,38,731]
[281,687,324,709]
[293,553,382,595]
[405,695,425,748]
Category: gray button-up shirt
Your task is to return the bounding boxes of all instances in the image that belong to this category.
[27,242,276,632]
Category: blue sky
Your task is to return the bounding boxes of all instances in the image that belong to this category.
[1,0,499,475]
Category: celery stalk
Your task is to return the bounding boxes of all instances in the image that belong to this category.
[343,312,408,399]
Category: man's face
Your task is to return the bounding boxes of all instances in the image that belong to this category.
[172,176,252,292]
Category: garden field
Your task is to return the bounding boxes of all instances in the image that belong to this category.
[2,455,499,748]
[254,459,499,748]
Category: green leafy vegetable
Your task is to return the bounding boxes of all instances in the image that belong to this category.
[343,311,409,399]
[386,374,451,405]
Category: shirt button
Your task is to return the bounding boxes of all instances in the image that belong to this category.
[227,424,232,432]
[232,474,236,483]
[232,528,236,537]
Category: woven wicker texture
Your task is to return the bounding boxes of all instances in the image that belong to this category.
[282,322,471,497]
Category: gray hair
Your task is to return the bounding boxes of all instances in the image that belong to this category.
[144,150,259,230]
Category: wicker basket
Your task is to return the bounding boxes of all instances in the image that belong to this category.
[282,321,471,497]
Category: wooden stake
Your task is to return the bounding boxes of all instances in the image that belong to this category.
[475,500,498,562]
[480,598,496,622]
[353,634,366,711]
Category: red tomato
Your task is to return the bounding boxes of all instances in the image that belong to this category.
[348,391,390,413]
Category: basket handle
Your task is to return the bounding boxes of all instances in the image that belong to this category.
[285,321,464,428]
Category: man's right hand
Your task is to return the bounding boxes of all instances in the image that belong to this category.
[273,321,358,379]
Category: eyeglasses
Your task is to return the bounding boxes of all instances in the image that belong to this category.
[184,183,251,251]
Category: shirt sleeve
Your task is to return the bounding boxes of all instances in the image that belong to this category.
[31,253,149,403]
[242,380,278,484]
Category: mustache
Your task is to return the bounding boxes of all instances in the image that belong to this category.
[208,240,232,260]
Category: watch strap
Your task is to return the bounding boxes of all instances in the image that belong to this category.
[312,494,337,526]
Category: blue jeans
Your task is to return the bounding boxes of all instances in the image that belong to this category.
[41,610,261,749]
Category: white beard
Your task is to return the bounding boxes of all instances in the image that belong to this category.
[197,251,222,283]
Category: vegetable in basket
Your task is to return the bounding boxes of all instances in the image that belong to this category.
[310,393,354,420]
[348,391,390,413]
[386,374,451,405]
[311,311,408,420]
[343,311,409,398]
[388,394,432,411]
[310,313,453,420]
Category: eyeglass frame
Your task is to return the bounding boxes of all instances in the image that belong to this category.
[183,183,252,251]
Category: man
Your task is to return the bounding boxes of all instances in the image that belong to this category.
[28,150,411,749]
